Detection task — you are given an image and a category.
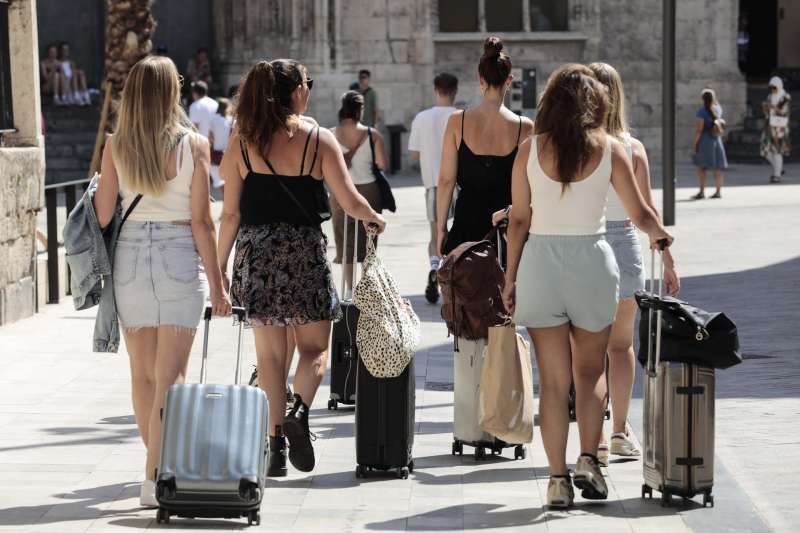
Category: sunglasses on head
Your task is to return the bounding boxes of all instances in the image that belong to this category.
[305,78,314,90]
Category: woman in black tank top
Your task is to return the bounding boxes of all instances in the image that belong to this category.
[216,59,385,478]
[436,37,533,256]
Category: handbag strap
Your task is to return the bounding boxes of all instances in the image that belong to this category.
[121,194,143,227]
[367,127,377,169]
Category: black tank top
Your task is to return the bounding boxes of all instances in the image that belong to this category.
[239,126,325,227]
[444,110,521,254]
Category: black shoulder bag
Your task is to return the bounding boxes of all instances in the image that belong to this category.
[367,127,396,213]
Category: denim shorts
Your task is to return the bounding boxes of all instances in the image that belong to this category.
[513,234,619,332]
[605,220,645,299]
[114,221,207,331]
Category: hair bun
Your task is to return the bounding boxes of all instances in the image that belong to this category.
[483,36,503,60]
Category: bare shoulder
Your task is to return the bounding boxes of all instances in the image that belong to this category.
[300,115,319,126]
[316,126,340,150]
[519,116,535,137]
[445,110,463,131]
[628,137,648,158]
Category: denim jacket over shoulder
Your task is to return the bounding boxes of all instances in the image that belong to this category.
[63,176,124,353]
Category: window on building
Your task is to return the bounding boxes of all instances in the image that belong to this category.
[0,0,13,131]
[438,0,479,32]
[438,0,569,32]
[530,0,568,31]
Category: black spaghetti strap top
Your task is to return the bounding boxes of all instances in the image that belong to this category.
[444,110,521,254]
[239,126,326,227]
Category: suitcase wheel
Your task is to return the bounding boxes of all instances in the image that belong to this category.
[328,398,338,410]
[451,440,463,456]
[660,491,672,507]
[355,465,368,478]
[514,445,526,460]
[408,460,414,473]
[247,509,261,526]
[604,408,611,420]
[156,507,170,524]
[703,492,714,508]
[641,484,653,499]
[396,467,409,479]
[474,446,486,461]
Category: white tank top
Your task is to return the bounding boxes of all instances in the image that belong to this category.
[527,135,612,235]
[335,127,376,186]
[606,134,634,222]
[119,134,194,221]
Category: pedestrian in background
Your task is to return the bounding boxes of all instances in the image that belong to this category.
[216,59,385,477]
[189,81,218,139]
[588,62,680,465]
[691,88,727,199]
[502,63,673,508]
[92,56,230,507]
[357,69,380,126]
[761,76,792,183]
[437,37,533,257]
[330,90,388,296]
[209,97,232,193]
[408,72,459,303]
[186,47,213,86]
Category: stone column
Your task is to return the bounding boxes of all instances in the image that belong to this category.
[1,0,45,324]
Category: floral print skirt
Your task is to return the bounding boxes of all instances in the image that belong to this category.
[231,223,341,327]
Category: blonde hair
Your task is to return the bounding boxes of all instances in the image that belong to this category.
[588,62,628,138]
[112,55,192,196]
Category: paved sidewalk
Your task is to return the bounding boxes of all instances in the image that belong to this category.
[1,170,798,532]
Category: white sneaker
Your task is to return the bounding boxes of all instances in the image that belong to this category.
[547,475,574,509]
[610,431,641,457]
[573,454,608,500]
[139,479,158,508]
[54,94,64,106]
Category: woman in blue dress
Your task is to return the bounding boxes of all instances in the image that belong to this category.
[692,88,727,199]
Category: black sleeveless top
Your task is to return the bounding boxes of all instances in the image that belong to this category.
[239,127,326,227]
[443,110,521,254]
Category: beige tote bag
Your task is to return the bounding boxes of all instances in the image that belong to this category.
[478,324,534,444]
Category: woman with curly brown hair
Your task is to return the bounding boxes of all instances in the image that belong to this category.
[502,64,673,508]
[216,59,385,477]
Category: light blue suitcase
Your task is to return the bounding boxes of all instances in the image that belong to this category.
[156,306,268,526]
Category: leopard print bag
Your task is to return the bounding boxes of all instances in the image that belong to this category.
[353,226,421,378]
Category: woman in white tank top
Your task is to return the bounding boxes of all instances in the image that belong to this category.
[502,64,673,508]
[588,63,680,463]
[93,56,230,507]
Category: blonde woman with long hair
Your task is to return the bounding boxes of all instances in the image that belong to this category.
[588,62,679,464]
[93,55,230,507]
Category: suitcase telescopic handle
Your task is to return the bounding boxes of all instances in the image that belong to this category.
[340,213,360,301]
[646,244,667,377]
[200,305,246,385]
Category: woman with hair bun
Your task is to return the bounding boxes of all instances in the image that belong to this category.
[436,36,534,256]
[330,90,388,295]
[216,59,385,478]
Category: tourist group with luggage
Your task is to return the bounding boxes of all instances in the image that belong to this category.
[63,34,741,525]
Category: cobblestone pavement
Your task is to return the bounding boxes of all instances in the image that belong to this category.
[1,167,797,532]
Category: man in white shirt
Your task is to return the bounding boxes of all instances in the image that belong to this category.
[408,72,458,303]
[189,81,218,138]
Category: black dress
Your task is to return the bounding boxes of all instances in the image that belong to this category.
[231,127,341,327]
[443,110,521,255]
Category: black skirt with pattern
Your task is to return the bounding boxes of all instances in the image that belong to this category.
[231,223,341,327]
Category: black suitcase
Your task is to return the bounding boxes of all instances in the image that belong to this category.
[354,357,415,479]
[328,213,361,410]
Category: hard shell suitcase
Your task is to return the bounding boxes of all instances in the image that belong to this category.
[451,228,525,460]
[329,214,360,409]
[640,246,715,508]
[354,353,415,479]
[156,306,269,526]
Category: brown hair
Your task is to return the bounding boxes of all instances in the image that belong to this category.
[702,88,718,121]
[534,63,609,190]
[588,62,628,138]
[434,72,459,97]
[234,59,306,159]
[338,90,364,122]
[478,36,511,88]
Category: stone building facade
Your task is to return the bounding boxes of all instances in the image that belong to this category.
[213,0,746,163]
[1,0,45,325]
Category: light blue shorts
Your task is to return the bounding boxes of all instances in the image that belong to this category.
[513,234,619,332]
[605,220,645,299]
[114,221,207,331]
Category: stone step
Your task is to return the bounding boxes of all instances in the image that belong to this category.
[44,131,97,146]
[45,156,91,171]
[45,169,91,185]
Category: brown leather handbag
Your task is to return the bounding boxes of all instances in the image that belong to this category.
[437,229,508,342]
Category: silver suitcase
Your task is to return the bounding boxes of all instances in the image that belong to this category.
[156,306,268,526]
[641,247,715,508]
[451,227,525,461]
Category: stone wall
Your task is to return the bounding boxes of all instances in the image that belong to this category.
[1,0,46,325]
